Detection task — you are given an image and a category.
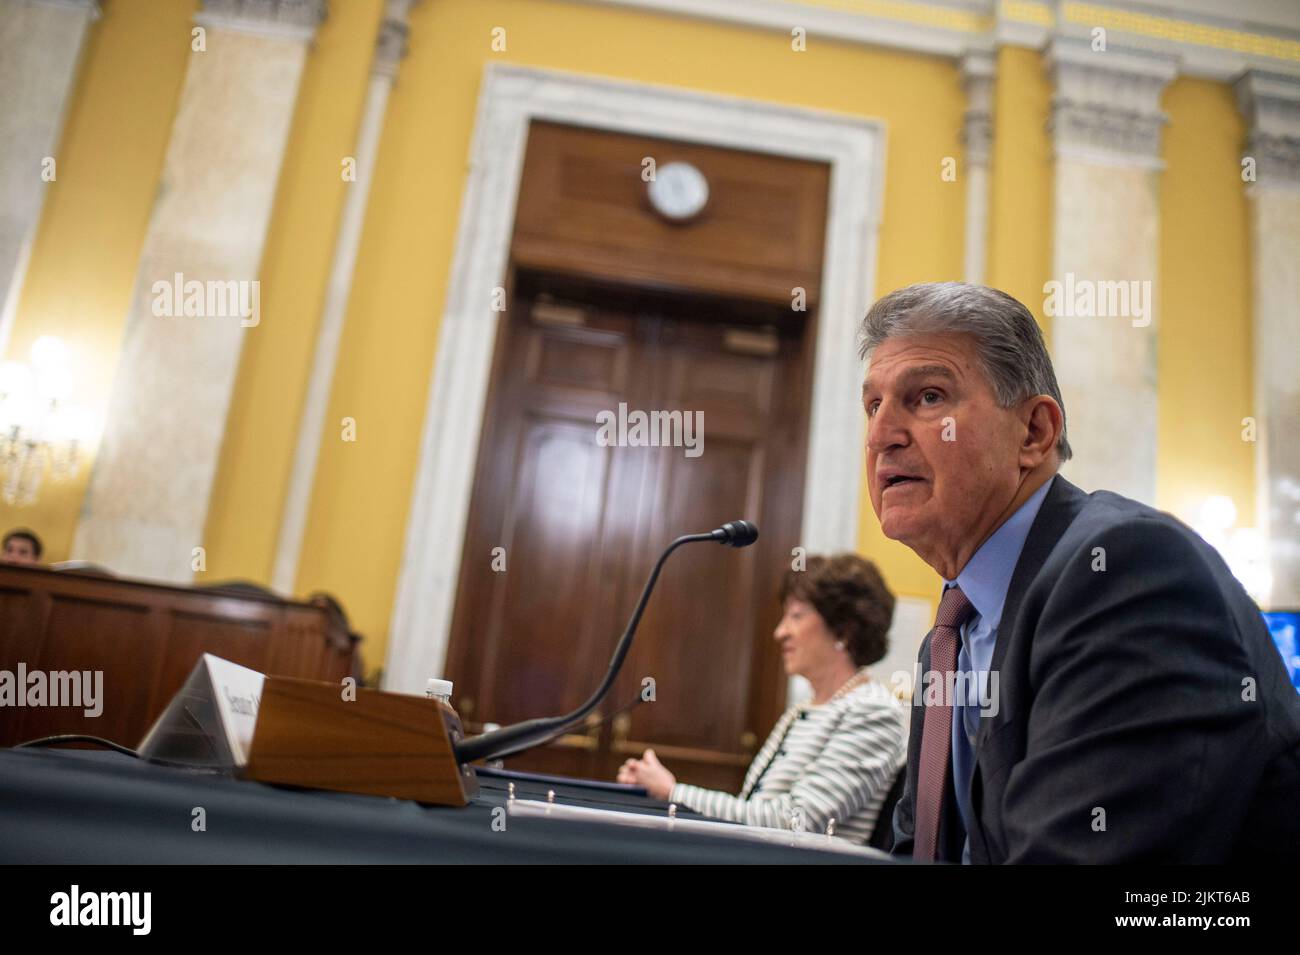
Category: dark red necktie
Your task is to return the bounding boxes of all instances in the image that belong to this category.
[913,585,975,861]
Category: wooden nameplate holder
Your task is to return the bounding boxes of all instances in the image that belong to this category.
[244,676,478,806]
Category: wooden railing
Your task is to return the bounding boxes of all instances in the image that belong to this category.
[0,564,359,749]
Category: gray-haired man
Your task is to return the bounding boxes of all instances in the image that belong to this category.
[862,282,1300,863]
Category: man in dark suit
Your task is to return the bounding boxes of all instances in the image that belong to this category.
[860,282,1300,863]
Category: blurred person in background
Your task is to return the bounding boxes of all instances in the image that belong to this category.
[618,553,906,845]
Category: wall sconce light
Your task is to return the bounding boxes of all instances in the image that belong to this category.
[0,336,98,507]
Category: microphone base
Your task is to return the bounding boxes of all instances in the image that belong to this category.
[245,676,478,806]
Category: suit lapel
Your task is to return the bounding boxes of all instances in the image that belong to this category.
[986,475,1088,682]
[969,475,1088,861]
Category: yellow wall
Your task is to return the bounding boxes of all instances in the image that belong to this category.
[247,0,969,674]
[1,0,1256,678]
[986,46,1054,339]
[860,44,1058,604]
[203,0,385,584]
[1156,78,1254,527]
[0,0,196,558]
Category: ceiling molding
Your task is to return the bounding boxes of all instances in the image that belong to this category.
[573,0,1300,80]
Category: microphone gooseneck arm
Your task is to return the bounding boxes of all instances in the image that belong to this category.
[483,687,648,764]
[452,521,757,765]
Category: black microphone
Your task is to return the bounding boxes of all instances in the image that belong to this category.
[453,519,759,765]
[712,519,758,547]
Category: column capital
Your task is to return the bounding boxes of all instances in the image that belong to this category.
[195,0,327,43]
[373,0,417,78]
[18,0,100,15]
[1045,37,1177,169]
[961,47,996,166]
[1235,70,1300,192]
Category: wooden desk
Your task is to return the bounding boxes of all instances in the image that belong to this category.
[0,564,357,748]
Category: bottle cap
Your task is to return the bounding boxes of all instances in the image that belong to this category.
[425,678,453,698]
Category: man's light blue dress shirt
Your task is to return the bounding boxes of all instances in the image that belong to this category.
[943,476,1054,863]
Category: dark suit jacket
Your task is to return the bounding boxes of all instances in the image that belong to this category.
[892,476,1300,863]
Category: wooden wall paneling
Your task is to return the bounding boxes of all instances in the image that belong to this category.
[0,565,359,748]
[511,122,829,306]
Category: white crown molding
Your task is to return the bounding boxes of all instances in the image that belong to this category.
[1046,36,1177,169]
[18,0,99,15]
[383,63,887,694]
[1236,69,1300,190]
[571,0,1300,83]
[996,2,1050,50]
[1049,2,1300,82]
[574,0,988,58]
[194,0,327,42]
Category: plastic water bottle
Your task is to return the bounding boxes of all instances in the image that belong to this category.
[425,678,453,705]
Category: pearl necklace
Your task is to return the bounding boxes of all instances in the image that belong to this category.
[805,667,872,709]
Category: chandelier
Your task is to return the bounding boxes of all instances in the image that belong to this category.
[0,336,96,507]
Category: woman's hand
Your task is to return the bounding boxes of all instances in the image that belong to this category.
[616,748,676,800]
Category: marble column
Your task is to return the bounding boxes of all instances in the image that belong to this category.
[1236,70,1300,609]
[962,48,994,284]
[0,0,99,355]
[1045,38,1176,505]
[271,0,415,594]
[73,0,326,582]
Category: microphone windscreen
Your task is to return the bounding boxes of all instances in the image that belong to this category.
[718,520,759,547]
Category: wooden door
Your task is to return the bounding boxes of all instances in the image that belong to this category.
[446,272,812,791]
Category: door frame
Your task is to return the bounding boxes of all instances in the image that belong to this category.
[384,63,887,694]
